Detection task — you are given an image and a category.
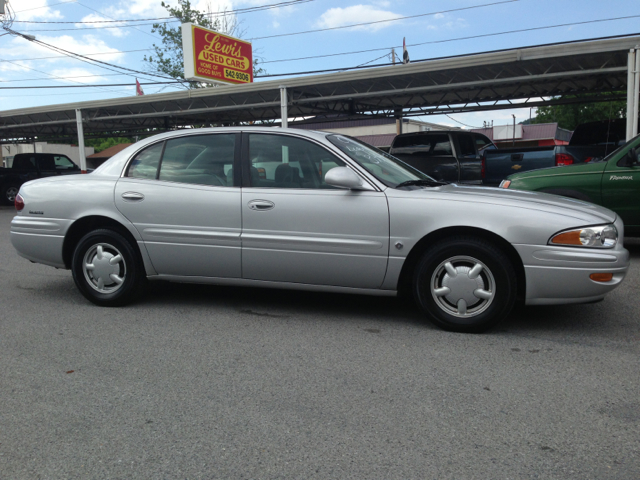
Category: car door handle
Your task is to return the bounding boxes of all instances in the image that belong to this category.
[248,199,274,211]
[121,192,145,201]
[511,154,524,161]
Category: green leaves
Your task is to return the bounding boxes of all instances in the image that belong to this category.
[531,93,627,131]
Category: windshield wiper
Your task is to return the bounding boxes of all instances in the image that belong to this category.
[395,179,447,189]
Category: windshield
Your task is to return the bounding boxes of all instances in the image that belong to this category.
[327,134,434,188]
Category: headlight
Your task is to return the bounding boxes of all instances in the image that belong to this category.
[549,224,618,248]
[499,180,511,189]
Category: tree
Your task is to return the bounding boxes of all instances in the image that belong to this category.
[531,93,627,130]
[85,137,133,153]
[143,0,264,88]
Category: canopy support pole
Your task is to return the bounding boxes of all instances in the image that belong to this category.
[633,48,640,139]
[280,86,288,128]
[75,109,87,173]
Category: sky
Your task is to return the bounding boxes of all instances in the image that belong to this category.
[1,0,639,130]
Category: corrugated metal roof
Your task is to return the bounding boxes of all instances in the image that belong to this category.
[0,35,636,142]
[292,117,397,130]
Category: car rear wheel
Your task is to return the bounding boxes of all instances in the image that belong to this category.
[71,228,146,306]
[1,183,19,206]
[413,236,517,333]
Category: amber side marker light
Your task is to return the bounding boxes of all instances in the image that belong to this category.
[550,230,582,245]
[590,273,614,282]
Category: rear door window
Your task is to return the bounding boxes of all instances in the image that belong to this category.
[127,142,164,179]
[457,135,476,156]
[159,134,236,187]
[431,135,453,156]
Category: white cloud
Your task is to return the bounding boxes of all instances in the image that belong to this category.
[10,0,63,21]
[317,5,403,32]
[49,68,108,84]
[118,0,233,17]
[75,14,129,37]
[4,34,126,64]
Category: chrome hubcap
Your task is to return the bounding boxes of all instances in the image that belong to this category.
[82,243,126,293]
[6,186,18,202]
[431,255,495,318]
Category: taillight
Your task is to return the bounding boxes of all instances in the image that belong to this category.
[481,154,486,178]
[555,153,574,166]
[15,193,24,212]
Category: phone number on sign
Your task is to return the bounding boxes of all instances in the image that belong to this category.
[224,69,250,82]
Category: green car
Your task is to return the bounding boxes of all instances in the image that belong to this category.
[501,134,640,236]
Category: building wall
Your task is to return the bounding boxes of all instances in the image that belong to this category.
[316,120,454,137]
[1,142,94,168]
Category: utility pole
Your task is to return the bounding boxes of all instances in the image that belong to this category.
[512,114,516,147]
[392,48,403,135]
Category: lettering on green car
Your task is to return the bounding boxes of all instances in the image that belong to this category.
[609,175,633,181]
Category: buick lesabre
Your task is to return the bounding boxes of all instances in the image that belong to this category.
[10,128,630,332]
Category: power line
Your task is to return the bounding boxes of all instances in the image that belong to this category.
[4,30,182,84]
[74,1,161,41]
[0,80,185,89]
[248,0,519,41]
[1,59,128,95]
[445,114,483,129]
[13,0,314,23]
[0,72,156,83]
[13,22,165,33]
[12,1,78,14]
[0,48,153,64]
[260,15,640,65]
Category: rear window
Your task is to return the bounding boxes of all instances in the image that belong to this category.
[570,119,627,147]
[392,134,453,156]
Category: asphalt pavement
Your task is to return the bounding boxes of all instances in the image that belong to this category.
[1,205,639,479]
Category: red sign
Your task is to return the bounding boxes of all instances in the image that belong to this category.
[185,24,253,85]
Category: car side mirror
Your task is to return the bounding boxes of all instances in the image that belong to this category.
[325,167,370,190]
[618,147,639,168]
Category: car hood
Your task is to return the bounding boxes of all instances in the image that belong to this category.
[507,161,607,180]
[387,183,616,224]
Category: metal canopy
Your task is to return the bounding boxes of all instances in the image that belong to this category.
[1,34,639,143]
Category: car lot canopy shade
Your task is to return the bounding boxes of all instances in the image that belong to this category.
[0,35,639,144]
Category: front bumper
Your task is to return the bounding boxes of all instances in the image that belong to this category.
[514,243,630,306]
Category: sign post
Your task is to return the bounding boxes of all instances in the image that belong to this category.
[182,23,253,86]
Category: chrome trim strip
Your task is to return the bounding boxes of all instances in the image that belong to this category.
[241,233,384,249]
[532,249,618,263]
[143,228,241,240]
[11,217,63,232]
[149,274,397,296]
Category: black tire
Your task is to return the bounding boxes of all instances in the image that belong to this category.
[71,228,147,307]
[413,236,517,333]
[1,183,20,206]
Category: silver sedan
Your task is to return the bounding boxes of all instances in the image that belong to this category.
[10,128,630,332]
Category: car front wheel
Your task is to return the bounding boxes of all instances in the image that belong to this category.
[71,228,146,306]
[413,236,517,333]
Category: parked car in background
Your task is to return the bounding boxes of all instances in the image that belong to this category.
[0,153,82,205]
[501,132,640,236]
[388,131,495,184]
[10,128,629,333]
[483,118,630,186]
